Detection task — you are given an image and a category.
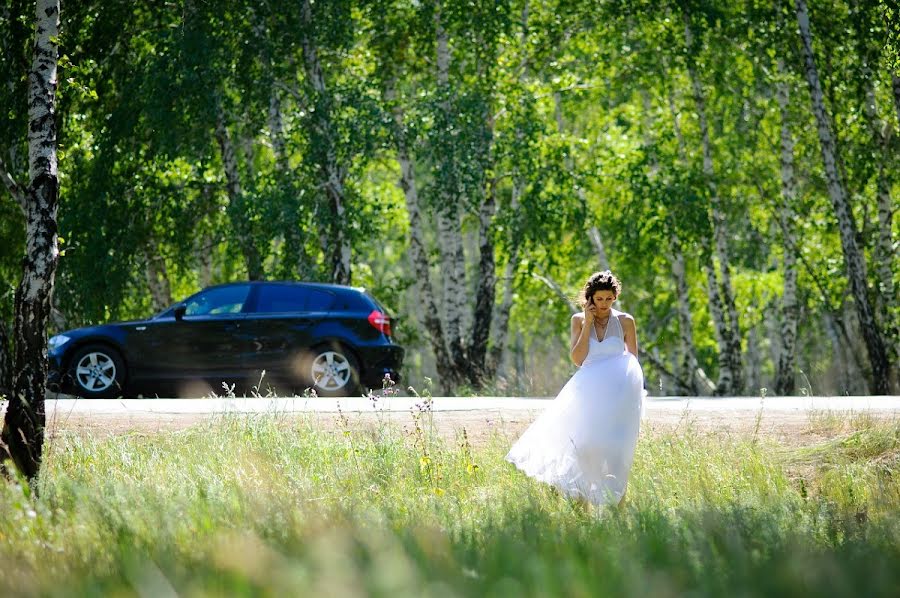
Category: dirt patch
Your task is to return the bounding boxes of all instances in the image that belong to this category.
[43,405,900,451]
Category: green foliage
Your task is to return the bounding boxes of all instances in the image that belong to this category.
[0,0,896,392]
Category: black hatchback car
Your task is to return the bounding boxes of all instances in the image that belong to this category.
[47,282,404,398]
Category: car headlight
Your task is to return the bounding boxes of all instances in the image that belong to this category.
[48,334,70,350]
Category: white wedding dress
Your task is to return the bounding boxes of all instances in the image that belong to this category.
[506,308,644,506]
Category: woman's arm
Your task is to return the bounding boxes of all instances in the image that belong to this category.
[622,315,639,358]
[570,313,592,366]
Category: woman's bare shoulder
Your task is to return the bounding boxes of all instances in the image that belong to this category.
[571,312,584,321]
[616,310,635,322]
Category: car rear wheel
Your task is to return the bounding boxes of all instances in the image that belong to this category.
[68,344,126,399]
[309,344,360,397]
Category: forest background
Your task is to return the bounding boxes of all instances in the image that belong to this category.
[0,0,897,398]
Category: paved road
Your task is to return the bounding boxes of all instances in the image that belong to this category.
[34,395,900,415]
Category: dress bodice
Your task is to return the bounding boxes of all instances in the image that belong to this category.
[583,309,627,366]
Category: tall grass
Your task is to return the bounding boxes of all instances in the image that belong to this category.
[1,410,898,597]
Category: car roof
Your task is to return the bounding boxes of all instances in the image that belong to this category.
[204,281,369,295]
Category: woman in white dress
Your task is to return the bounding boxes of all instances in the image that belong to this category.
[506,270,644,507]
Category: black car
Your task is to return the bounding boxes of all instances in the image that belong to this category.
[47,281,404,398]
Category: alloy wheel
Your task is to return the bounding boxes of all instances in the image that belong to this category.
[75,351,117,392]
[311,351,352,392]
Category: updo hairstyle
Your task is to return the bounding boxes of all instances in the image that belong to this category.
[579,270,622,307]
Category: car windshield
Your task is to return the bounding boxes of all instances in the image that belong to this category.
[184,285,251,316]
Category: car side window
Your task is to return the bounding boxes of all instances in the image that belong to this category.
[255,286,307,313]
[254,286,336,313]
[185,285,251,316]
[305,289,335,312]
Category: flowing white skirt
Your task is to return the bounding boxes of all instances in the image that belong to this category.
[506,352,644,506]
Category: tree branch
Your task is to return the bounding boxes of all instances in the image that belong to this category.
[531,270,579,314]
[0,154,26,215]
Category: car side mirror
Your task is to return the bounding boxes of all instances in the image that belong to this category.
[174,304,187,321]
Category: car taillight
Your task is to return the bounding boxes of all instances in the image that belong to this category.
[367,310,392,336]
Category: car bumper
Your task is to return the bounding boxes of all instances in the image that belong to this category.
[358,345,404,389]
[47,351,64,387]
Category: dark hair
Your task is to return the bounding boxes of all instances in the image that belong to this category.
[580,270,622,306]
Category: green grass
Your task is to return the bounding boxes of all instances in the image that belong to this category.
[1,410,899,597]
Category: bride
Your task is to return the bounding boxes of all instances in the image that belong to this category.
[506,270,644,507]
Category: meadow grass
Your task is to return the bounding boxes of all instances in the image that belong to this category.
[1,407,899,597]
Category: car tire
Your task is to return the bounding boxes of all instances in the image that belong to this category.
[308,343,361,397]
[67,344,127,399]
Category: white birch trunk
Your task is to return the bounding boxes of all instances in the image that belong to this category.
[436,209,466,360]
[195,185,216,288]
[892,73,900,127]
[488,185,521,377]
[667,85,720,395]
[196,234,214,289]
[268,90,289,175]
[144,247,172,312]
[0,321,10,398]
[858,61,897,356]
[2,0,60,479]
[746,326,762,394]
[774,65,801,396]
[644,86,707,394]
[795,0,892,394]
[849,0,897,345]
[468,40,500,381]
[669,87,688,162]
[587,227,610,270]
[214,103,263,280]
[470,170,497,380]
[384,77,451,373]
[300,0,351,285]
[684,13,743,394]
[267,86,312,279]
[251,6,307,280]
[669,234,714,395]
[216,106,243,200]
[433,0,467,370]
[823,311,852,395]
[486,4,531,380]
[703,251,734,395]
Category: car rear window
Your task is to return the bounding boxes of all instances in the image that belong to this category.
[364,292,392,315]
[255,285,335,313]
[328,289,374,312]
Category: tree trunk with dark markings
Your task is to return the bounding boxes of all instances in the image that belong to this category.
[1,0,61,481]
[794,0,892,394]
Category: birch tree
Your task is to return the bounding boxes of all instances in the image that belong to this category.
[848,0,897,372]
[794,0,892,394]
[431,0,468,381]
[214,101,264,281]
[773,56,802,396]
[298,0,352,285]
[664,84,721,396]
[0,322,11,399]
[1,0,61,479]
[681,9,743,395]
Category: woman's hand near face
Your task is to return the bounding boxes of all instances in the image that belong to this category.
[583,298,595,323]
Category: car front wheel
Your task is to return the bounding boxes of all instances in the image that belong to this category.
[309,344,360,397]
[68,344,126,399]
